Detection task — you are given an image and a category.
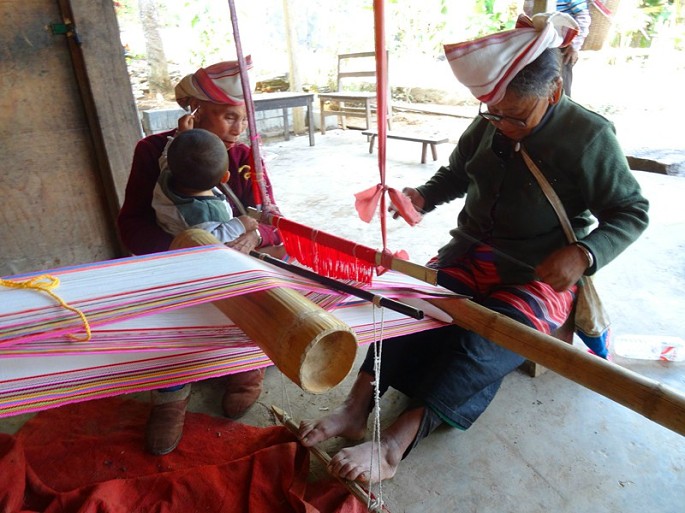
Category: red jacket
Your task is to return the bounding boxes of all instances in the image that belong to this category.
[117,129,282,255]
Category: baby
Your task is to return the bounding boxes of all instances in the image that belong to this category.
[152,128,258,243]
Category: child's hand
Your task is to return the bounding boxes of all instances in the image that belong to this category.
[238,215,259,232]
[177,113,195,132]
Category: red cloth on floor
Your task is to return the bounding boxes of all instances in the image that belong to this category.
[0,397,365,513]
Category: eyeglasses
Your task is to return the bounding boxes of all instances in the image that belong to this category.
[478,101,537,128]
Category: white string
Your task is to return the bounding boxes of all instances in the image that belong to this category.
[367,305,385,510]
[278,369,294,421]
[273,304,386,512]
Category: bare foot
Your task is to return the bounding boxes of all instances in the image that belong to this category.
[298,402,368,447]
[327,406,425,484]
[299,371,376,447]
[328,439,402,484]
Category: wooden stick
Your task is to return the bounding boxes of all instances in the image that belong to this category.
[271,405,387,513]
[227,0,270,212]
[249,251,424,320]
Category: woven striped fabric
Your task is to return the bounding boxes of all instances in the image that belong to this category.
[0,246,454,417]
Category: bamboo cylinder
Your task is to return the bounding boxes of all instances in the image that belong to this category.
[427,297,685,436]
[170,229,359,393]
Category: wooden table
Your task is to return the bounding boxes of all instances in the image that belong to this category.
[253,92,315,146]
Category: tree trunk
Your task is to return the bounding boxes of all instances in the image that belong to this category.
[282,0,304,134]
[138,0,172,98]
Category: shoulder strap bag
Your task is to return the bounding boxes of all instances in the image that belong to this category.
[519,145,611,343]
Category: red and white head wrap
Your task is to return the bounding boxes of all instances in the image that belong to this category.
[444,13,579,104]
[175,57,254,109]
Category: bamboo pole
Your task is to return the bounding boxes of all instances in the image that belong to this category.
[271,405,387,513]
[170,229,358,394]
[251,212,685,436]
[428,296,685,436]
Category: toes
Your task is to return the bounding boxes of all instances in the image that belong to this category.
[337,462,370,483]
[298,420,314,439]
[356,470,371,484]
[329,450,371,483]
[328,452,347,476]
[298,420,327,446]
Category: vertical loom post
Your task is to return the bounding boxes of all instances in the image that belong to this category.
[170,229,359,393]
[227,0,271,212]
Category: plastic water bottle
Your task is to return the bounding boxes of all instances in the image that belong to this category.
[613,334,685,362]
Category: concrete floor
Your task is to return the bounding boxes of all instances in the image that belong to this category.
[3,120,684,513]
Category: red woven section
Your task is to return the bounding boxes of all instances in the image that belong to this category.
[274,216,377,283]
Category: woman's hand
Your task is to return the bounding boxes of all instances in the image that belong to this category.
[562,46,579,67]
[177,113,195,132]
[226,229,287,260]
[535,244,590,291]
[256,244,287,260]
[225,230,260,254]
[389,187,425,219]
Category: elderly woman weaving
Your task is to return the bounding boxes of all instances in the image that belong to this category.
[298,13,649,483]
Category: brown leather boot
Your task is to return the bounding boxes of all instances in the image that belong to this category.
[221,368,265,419]
[145,386,191,455]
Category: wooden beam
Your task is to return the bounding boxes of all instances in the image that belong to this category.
[57,0,143,251]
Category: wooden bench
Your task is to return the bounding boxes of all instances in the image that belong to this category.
[362,130,448,164]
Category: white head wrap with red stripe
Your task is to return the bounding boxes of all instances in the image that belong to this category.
[444,13,579,104]
[175,57,254,108]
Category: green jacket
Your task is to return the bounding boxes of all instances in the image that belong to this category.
[416,95,649,284]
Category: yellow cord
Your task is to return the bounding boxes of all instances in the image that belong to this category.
[238,164,251,180]
[0,274,91,342]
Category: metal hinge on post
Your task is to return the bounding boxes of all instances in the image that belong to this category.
[49,20,81,45]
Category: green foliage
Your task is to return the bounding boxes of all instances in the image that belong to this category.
[466,0,518,38]
[611,0,681,48]
[113,0,136,20]
[387,0,452,56]
[177,1,234,67]
[384,0,519,57]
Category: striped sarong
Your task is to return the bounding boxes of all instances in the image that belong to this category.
[429,245,574,335]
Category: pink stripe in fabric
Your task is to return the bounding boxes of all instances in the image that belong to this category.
[0,312,445,417]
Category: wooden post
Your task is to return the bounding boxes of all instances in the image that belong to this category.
[532,0,556,14]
